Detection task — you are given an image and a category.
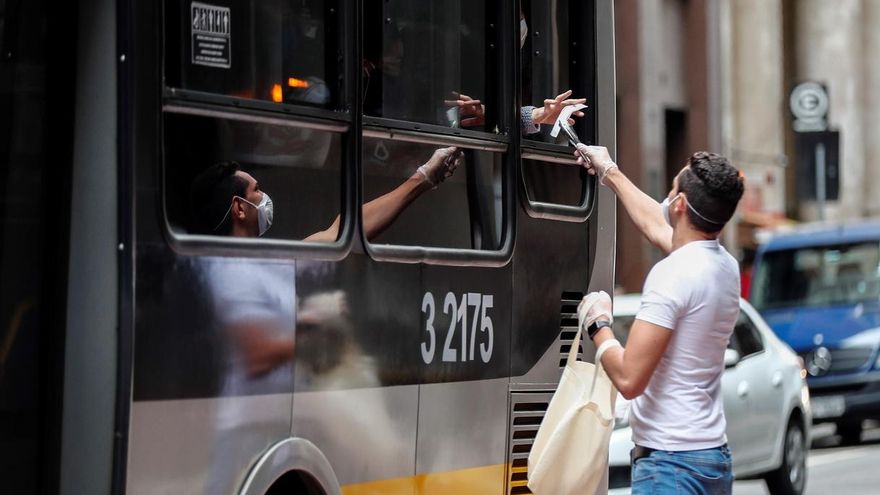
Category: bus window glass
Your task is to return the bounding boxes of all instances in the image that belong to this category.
[521,0,596,145]
[164,113,343,242]
[522,158,586,206]
[362,138,503,250]
[362,0,498,132]
[164,0,342,109]
[752,242,880,310]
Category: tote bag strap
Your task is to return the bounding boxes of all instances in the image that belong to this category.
[587,335,620,400]
[567,312,586,366]
[565,315,614,400]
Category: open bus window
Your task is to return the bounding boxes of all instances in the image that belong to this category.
[164,0,342,109]
[362,138,503,250]
[521,0,596,146]
[164,112,343,241]
[362,0,499,132]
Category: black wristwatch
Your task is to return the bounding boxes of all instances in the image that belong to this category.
[587,320,612,340]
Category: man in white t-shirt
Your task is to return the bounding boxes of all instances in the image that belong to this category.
[575,145,745,494]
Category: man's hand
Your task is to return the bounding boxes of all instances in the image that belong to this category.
[575,144,619,184]
[444,93,485,128]
[577,291,613,330]
[417,147,464,187]
[531,89,586,126]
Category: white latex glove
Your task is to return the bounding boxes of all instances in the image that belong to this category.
[577,290,614,331]
[417,146,463,187]
[574,144,618,185]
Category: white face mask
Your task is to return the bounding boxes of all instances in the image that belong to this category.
[661,194,680,227]
[216,192,274,236]
[249,192,274,236]
[520,18,528,48]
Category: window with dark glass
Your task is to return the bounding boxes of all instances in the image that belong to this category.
[362,138,503,250]
[164,112,343,241]
[752,242,880,310]
[733,313,764,358]
[362,0,500,132]
[521,0,596,146]
[522,158,587,206]
[164,0,343,109]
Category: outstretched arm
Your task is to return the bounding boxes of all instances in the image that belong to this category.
[576,144,673,255]
[306,147,463,243]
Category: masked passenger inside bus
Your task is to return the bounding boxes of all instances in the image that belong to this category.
[188,146,463,241]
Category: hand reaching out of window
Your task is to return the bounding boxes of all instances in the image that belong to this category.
[531,89,586,126]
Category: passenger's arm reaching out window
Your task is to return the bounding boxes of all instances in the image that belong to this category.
[306,147,463,243]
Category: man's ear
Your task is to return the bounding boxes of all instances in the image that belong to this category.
[231,197,247,220]
[677,192,688,214]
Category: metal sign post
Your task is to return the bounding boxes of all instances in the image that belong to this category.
[815,142,826,221]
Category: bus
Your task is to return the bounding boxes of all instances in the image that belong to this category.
[0,0,616,493]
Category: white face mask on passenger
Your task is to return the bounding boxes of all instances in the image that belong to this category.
[215,192,274,236]
[246,192,274,236]
[520,18,529,48]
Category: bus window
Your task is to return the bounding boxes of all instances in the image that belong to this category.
[164,112,343,241]
[522,158,587,206]
[164,0,342,109]
[362,0,499,132]
[362,138,503,250]
[521,0,596,146]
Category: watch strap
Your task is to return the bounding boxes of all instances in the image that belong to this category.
[587,319,612,340]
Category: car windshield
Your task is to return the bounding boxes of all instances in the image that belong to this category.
[752,241,880,310]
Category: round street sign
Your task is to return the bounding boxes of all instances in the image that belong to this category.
[790,81,828,131]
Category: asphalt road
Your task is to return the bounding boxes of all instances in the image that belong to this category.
[734,422,880,494]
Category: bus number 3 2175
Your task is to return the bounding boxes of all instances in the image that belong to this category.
[421,292,495,364]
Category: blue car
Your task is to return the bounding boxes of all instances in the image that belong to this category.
[751,220,880,443]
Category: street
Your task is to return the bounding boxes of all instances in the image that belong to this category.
[734,422,880,494]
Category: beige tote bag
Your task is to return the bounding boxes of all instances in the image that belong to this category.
[527,325,618,495]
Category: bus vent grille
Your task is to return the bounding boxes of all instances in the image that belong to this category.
[508,393,553,495]
[559,292,584,368]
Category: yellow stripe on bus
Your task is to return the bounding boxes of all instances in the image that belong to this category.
[341,464,507,495]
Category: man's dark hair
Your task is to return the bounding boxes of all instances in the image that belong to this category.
[189,161,248,235]
[678,152,744,234]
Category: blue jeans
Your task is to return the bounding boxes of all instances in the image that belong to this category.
[631,446,733,495]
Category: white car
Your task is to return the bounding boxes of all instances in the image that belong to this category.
[608,295,812,495]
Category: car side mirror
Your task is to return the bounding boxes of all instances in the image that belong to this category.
[724,349,741,369]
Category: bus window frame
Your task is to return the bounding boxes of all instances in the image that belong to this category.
[357,0,517,267]
[361,127,514,266]
[515,0,599,222]
[157,0,359,261]
[159,102,357,260]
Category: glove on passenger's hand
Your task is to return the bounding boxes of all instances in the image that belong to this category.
[577,291,613,331]
[417,146,463,187]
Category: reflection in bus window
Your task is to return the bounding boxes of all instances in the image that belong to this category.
[362,0,498,131]
[164,0,342,108]
[363,138,503,250]
[164,113,343,241]
[521,0,596,145]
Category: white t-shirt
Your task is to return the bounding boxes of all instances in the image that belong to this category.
[630,239,740,451]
